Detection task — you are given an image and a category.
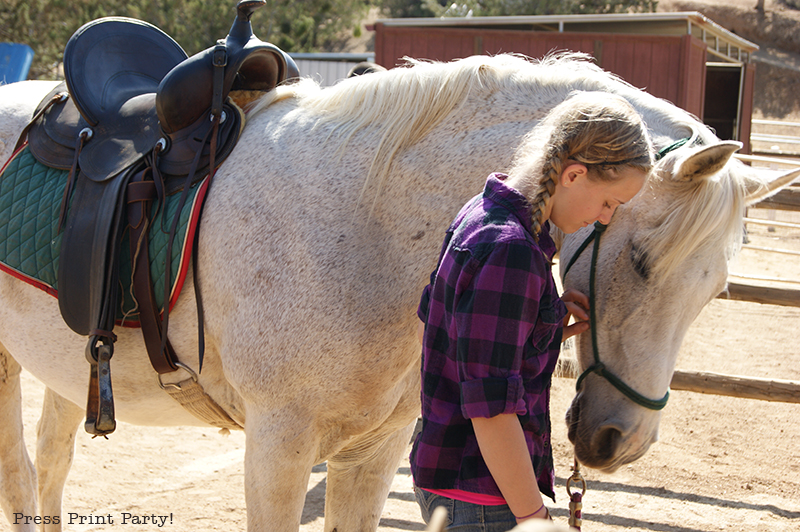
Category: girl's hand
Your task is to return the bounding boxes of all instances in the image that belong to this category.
[561,288,590,341]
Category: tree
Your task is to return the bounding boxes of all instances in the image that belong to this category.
[0,0,369,80]
[259,0,369,52]
[379,0,436,18]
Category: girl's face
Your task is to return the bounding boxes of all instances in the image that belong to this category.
[547,163,646,234]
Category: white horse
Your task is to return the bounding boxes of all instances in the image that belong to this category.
[0,53,797,532]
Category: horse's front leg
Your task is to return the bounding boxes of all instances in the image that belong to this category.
[0,346,37,532]
[35,387,83,532]
[244,406,319,532]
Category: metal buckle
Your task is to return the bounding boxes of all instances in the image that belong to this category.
[209,110,227,123]
[158,361,199,391]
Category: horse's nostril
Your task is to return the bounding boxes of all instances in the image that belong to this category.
[593,425,622,461]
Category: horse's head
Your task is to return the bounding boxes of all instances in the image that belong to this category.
[559,139,800,472]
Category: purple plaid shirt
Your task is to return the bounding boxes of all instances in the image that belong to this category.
[410,173,567,501]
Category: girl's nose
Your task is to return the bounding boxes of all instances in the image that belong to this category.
[597,206,615,225]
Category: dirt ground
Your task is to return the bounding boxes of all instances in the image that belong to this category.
[3,205,798,532]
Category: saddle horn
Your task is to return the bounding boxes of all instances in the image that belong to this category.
[156,0,299,136]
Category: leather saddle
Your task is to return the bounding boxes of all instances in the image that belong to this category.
[18,0,298,436]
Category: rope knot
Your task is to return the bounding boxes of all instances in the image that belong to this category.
[575,362,606,391]
[593,221,608,233]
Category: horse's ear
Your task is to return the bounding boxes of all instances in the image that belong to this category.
[672,141,741,183]
[743,165,800,206]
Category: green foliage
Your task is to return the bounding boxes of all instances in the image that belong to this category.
[0,0,369,80]
[382,0,655,19]
[379,0,436,18]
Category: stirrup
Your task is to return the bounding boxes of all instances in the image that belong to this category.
[84,335,116,436]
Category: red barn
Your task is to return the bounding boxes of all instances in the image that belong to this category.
[372,12,758,152]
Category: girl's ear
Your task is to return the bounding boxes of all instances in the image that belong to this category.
[561,163,588,187]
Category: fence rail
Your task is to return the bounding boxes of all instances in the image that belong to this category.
[555,359,800,403]
[752,119,800,128]
[751,133,800,145]
[718,281,800,306]
[750,118,800,156]
[735,153,800,167]
[741,244,800,257]
[744,216,800,230]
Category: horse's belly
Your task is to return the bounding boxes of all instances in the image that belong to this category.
[0,275,210,427]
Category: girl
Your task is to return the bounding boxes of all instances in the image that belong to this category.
[411,91,654,530]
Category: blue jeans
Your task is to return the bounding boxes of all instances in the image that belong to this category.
[414,486,518,532]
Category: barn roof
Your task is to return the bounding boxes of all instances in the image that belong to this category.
[374,12,758,64]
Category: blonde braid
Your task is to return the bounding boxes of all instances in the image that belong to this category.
[529,145,565,241]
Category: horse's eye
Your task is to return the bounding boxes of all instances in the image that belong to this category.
[630,244,650,280]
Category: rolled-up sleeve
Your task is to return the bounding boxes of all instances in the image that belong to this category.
[460,375,525,418]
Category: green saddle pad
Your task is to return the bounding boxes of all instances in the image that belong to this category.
[0,145,207,326]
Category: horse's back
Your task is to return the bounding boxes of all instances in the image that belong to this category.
[0,81,59,163]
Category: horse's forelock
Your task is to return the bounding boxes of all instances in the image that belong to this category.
[641,157,747,280]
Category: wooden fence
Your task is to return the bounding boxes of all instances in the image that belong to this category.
[750,118,800,158]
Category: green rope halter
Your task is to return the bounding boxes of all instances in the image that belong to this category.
[563,222,670,411]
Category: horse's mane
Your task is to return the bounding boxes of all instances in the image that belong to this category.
[251,54,532,204]
[250,53,749,278]
[250,53,656,196]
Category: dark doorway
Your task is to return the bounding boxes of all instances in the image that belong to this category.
[704,64,742,141]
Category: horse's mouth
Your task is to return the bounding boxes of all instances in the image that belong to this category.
[565,396,580,444]
[566,395,648,473]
